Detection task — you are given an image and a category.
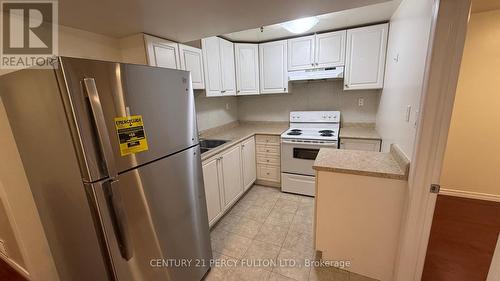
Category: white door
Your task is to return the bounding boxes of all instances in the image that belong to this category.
[241,137,256,190]
[144,35,180,69]
[179,44,205,90]
[235,43,260,95]
[344,23,388,90]
[316,30,346,68]
[288,35,316,71]
[202,37,223,96]
[259,40,288,94]
[219,38,236,96]
[202,158,222,225]
[220,145,243,207]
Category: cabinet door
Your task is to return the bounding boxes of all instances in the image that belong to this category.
[315,30,346,68]
[235,43,260,95]
[259,40,288,94]
[344,23,388,90]
[201,37,223,96]
[220,145,243,207]
[219,38,236,96]
[287,35,315,71]
[202,158,222,225]
[179,44,205,90]
[241,137,256,190]
[339,138,381,152]
[144,35,180,69]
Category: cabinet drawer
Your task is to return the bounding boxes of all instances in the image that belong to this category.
[256,154,280,166]
[256,144,280,155]
[257,165,280,182]
[255,135,280,145]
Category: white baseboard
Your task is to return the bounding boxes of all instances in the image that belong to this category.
[0,253,30,280]
[440,188,500,203]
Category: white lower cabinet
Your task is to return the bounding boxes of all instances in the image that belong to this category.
[220,145,244,207]
[201,137,256,227]
[202,158,223,226]
[339,138,381,152]
[241,137,256,190]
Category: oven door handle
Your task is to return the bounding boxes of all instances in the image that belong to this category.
[281,139,338,146]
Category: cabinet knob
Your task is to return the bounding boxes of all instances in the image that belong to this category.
[283,87,286,91]
[345,84,349,88]
[266,160,269,162]
[311,63,315,66]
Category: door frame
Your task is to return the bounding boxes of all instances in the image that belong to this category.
[393,0,472,280]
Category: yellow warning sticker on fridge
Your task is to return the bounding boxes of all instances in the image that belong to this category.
[114,115,149,156]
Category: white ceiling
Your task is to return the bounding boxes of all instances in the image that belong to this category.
[57,0,392,42]
[222,1,401,42]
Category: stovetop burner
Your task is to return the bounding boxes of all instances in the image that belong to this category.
[320,133,333,137]
[319,130,334,134]
[290,129,302,132]
[287,131,302,136]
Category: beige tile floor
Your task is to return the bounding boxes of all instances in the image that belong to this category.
[205,185,377,281]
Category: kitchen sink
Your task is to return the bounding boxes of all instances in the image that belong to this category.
[199,139,228,152]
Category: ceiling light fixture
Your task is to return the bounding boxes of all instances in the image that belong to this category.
[280,17,319,34]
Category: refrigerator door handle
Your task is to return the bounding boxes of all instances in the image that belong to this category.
[83,77,118,180]
[106,180,133,261]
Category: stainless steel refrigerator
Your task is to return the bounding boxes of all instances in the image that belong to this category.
[0,57,212,281]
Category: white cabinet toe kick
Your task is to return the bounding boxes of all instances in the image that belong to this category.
[281,173,316,197]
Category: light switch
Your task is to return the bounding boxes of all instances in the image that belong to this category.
[406,105,411,122]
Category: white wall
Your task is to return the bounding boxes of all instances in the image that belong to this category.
[375,0,434,159]
[195,92,239,132]
[238,81,380,124]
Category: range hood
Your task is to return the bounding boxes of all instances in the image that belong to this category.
[288,66,344,81]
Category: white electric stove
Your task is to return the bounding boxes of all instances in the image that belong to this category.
[280,111,340,196]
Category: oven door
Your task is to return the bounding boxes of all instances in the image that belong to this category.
[281,140,337,176]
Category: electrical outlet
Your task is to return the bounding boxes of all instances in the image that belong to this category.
[358,98,364,107]
[225,103,230,110]
[0,240,7,257]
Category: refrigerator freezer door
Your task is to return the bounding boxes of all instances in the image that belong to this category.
[58,57,198,182]
[87,145,211,281]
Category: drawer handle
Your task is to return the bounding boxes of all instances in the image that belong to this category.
[266,160,269,162]
[266,172,270,175]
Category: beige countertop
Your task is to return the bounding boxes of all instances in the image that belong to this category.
[199,121,288,161]
[313,144,410,180]
[339,127,381,140]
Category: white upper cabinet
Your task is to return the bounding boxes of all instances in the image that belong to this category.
[235,43,260,95]
[219,38,236,95]
[202,37,236,97]
[287,31,346,71]
[145,35,205,90]
[144,35,180,69]
[179,44,205,90]
[315,30,346,68]
[202,37,223,96]
[344,23,388,90]
[259,40,288,94]
[288,35,315,71]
